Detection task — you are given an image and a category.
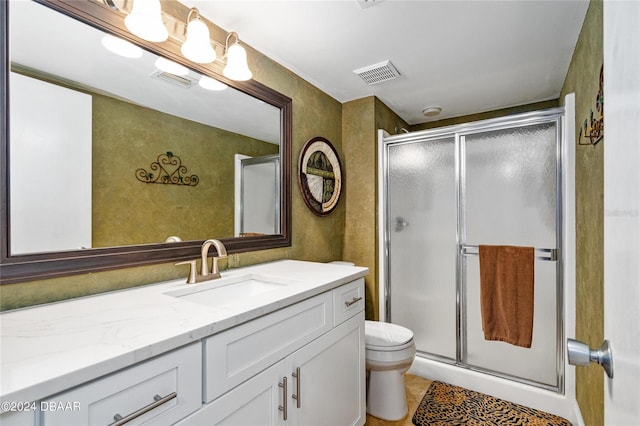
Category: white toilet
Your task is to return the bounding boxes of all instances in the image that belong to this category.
[365,320,416,421]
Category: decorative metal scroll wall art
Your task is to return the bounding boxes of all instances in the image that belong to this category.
[579,65,604,146]
[298,136,343,216]
[136,152,199,186]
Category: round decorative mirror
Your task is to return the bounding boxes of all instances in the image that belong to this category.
[298,136,342,216]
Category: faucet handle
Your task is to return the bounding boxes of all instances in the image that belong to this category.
[175,259,198,284]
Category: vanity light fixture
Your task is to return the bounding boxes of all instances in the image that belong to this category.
[223,32,252,81]
[121,2,253,81]
[181,8,216,64]
[199,75,228,91]
[124,0,168,42]
[154,57,189,76]
[101,34,143,58]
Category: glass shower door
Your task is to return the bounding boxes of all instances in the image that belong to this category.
[387,137,457,361]
[460,121,560,387]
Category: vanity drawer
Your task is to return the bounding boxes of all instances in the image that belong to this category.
[204,291,333,402]
[333,278,365,326]
[42,343,202,426]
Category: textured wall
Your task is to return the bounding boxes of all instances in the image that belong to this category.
[93,93,277,246]
[342,97,409,320]
[342,98,376,319]
[0,5,344,310]
[560,1,604,425]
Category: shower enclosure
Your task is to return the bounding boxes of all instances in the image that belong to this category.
[379,109,565,392]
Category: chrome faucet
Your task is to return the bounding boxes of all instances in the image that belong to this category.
[175,239,228,284]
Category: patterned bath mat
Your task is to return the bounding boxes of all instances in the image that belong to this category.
[412,381,572,426]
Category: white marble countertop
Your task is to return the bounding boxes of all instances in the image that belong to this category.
[0,260,368,405]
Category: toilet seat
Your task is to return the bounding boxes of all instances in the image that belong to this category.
[365,320,413,349]
[366,339,414,352]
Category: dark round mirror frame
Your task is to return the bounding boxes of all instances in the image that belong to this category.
[0,0,292,284]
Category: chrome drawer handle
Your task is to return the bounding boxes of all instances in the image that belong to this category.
[345,297,363,307]
[110,392,177,426]
[292,367,301,408]
[278,377,288,420]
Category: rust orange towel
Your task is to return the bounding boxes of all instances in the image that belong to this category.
[479,245,534,348]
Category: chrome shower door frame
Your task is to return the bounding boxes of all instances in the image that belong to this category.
[378,107,565,393]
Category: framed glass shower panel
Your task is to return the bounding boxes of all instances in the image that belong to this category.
[460,121,560,388]
[387,137,457,360]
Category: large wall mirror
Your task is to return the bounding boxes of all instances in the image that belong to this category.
[0,0,292,284]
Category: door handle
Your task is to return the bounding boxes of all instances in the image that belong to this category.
[395,217,409,232]
[567,338,613,378]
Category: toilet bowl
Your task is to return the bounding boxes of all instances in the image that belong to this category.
[365,320,416,421]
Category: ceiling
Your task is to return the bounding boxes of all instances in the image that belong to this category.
[11,0,281,144]
[185,0,590,125]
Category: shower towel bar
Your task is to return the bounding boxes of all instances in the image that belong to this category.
[460,244,557,261]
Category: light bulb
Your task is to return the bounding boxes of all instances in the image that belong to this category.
[181,18,216,64]
[124,0,168,42]
[199,76,228,91]
[223,43,252,81]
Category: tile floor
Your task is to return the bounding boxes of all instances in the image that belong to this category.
[364,374,432,426]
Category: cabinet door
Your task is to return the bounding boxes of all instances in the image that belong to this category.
[286,312,365,426]
[177,360,287,426]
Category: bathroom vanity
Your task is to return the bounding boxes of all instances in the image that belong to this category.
[0,260,368,426]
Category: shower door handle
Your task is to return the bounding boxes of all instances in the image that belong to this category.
[567,338,613,378]
[395,217,409,232]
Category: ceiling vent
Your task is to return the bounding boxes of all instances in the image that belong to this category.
[353,60,400,85]
[150,70,195,89]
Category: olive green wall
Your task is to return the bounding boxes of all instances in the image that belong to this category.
[342,97,409,320]
[93,93,277,247]
[0,7,344,311]
[560,1,604,425]
[342,97,376,321]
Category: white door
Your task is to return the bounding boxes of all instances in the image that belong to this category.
[603,1,640,425]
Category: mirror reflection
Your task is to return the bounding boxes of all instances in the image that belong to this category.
[8,0,281,256]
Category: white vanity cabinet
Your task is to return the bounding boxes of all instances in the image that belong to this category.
[178,278,366,426]
[41,343,202,426]
[1,262,368,426]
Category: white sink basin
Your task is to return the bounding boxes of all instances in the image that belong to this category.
[165,274,300,307]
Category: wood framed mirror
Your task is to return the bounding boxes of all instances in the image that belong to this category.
[0,0,292,284]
